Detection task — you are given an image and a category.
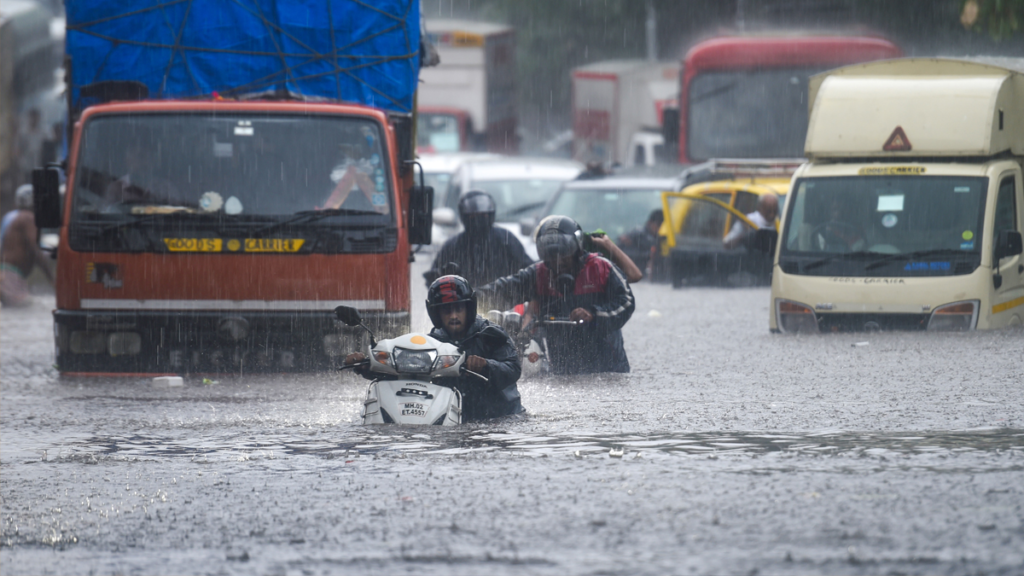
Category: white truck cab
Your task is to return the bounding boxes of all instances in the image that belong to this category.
[771,58,1024,332]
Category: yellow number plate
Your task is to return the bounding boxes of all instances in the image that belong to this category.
[163,238,223,252]
[244,238,305,253]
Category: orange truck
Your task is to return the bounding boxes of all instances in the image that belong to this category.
[32,2,432,375]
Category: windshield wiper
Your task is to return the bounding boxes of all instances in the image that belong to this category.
[800,251,878,272]
[96,210,205,234]
[864,249,970,271]
[250,208,375,238]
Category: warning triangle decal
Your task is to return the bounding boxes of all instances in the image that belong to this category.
[883,126,912,151]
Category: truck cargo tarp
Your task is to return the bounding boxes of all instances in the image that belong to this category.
[66,0,420,113]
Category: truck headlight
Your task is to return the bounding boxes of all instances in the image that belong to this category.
[108,332,142,356]
[927,300,979,331]
[776,300,818,333]
[70,331,106,354]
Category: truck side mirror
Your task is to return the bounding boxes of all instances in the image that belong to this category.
[994,230,1023,261]
[408,185,433,245]
[32,167,62,229]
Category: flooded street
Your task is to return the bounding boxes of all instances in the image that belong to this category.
[2,261,1023,575]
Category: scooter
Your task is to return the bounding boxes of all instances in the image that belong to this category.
[335,305,487,426]
[486,309,582,374]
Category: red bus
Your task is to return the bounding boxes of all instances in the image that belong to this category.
[677,34,902,164]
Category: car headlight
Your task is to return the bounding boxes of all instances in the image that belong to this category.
[927,300,979,331]
[392,348,437,374]
[776,300,819,333]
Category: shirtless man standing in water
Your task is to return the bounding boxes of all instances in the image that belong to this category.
[1,185,53,306]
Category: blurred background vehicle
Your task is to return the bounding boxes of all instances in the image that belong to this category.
[418,19,518,154]
[667,32,902,164]
[436,157,584,259]
[571,59,678,167]
[419,152,499,251]
[660,159,800,286]
[522,167,684,272]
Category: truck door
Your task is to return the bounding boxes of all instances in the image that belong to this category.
[991,170,1024,326]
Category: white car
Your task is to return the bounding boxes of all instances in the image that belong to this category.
[435,157,584,259]
[416,152,499,250]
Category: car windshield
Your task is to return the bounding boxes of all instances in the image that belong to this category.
[547,188,665,238]
[473,179,568,222]
[688,66,830,160]
[780,175,987,276]
[72,113,392,220]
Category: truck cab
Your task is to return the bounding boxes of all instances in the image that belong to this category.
[771,58,1024,332]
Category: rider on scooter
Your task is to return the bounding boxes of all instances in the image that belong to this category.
[479,215,635,374]
[345,275,524,420]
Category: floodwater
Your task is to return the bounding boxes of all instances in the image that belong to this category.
[2,260,1023,575]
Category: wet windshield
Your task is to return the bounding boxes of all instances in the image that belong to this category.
[780,176,987,276]
[548,188,664,238]
[473,179,566,222]
[69,113,394,251]
[417,113,461,152]
[688,67,827,160]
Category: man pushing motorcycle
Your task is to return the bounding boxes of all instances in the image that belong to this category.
[479,215,635,374]
[346,275,524,421]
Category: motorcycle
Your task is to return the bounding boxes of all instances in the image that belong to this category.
[335,305,488,426]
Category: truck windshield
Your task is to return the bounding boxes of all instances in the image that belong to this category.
[779,176,987,277]
[688,67,827,160]
[417,113,461,152]
[69,113,394,252]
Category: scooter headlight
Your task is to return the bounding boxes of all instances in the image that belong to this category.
[373,350,391,365]
[434,355,460,370]
[392,348,437,374]
[927,300,979,331]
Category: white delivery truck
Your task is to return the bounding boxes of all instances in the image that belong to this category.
[571,59,678,167]
[418,19,517,154]
[771,58,1024,332]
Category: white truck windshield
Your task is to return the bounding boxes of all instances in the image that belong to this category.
[780,176,987,276]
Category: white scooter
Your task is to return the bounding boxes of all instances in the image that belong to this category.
[335,306,487,426]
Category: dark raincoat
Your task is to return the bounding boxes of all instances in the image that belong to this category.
[428,316,524,421]
[481,253,635,374]
[425,226,534,288]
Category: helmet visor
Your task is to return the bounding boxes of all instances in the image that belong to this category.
[536,232,579,261]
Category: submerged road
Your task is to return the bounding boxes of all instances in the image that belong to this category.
[2,259,1023,575]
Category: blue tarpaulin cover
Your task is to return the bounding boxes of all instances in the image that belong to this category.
[66,0,420,114]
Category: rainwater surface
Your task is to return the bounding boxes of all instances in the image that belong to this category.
[2,260,1022,575]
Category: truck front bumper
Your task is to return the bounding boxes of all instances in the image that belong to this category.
[53,309,410,374]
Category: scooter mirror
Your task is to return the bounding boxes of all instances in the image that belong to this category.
[334,305,362,326]
[502,312,522,334]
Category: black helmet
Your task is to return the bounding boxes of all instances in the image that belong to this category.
[426,275,477,328]
[533,215,584,262]
[458,190,496,230]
